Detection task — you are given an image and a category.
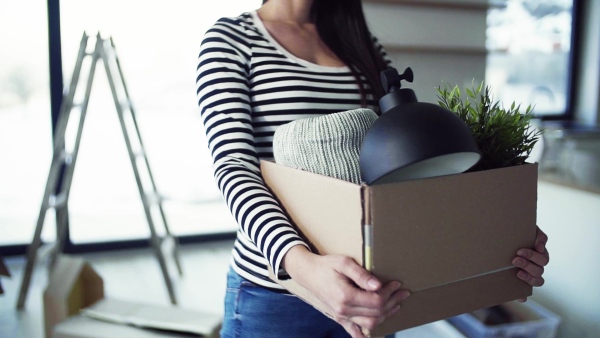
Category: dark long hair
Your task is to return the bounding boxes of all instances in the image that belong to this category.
[262,0,389,107]
[310,0,389,107]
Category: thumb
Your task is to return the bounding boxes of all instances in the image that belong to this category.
[339,259,381,291]
[341,321,367,338]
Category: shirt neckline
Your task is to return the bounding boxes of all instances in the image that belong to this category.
[250,10,350,72]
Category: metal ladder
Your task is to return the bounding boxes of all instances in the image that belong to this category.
[16,32,183,309]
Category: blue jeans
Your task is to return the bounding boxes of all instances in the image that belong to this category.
[220,268,351,338]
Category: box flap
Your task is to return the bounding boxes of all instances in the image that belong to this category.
[44,255,104,338]
[367,163,538,292]
[53,315,213,338]
[80,298,222,336]
[45,255,88,300]
[260,160,364,264]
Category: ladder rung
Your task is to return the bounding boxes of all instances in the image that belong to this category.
[59,150,74,165]
[120,101,132,110]
[160,235,176,251]
[134,150,146,158]
[49,193,67,209]
[144,192,163,205]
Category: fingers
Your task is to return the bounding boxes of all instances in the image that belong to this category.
[344,283,410,317]
[350,304,402,331]
[513,226,550,287]
[341,321,367,338]
[322,255,410,334]
[513,256,544,278]
[517,248,550,268]
[517,269,545,287]
[338,303,402,337]
[337,257,381,291]
[514,247,548,287]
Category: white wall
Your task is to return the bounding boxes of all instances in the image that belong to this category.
[534,181,600,337]
[363,1,487,104]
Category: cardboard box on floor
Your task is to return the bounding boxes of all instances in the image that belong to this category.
[447,299,561,337]
[261,160,538,337]
[44,255,105,338]
[45,255,221,338]
[52,298,222,338]
[53,315,209,338]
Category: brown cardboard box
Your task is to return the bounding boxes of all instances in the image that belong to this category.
[52,298,222,338]
[260,160,538,337]
[447,300,561,337]
[43,255,104,338]
[53,314,220,338]
[44,256,222,338]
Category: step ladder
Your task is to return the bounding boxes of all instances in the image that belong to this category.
[16,32,183,309]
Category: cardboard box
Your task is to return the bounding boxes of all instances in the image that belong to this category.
[44,255,105,338]
[447,300,560,338]
[45,256,222,338]
[395,320,465,338]
[53,298,222,338]
[260,160,538,337]
[53,314,220,338]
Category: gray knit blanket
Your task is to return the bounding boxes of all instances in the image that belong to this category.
[272,108,378,184]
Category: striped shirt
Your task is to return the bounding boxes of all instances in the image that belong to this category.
[196,10,390,291]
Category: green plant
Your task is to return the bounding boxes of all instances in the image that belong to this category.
[436,81,543,172]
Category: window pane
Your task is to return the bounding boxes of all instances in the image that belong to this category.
[0,0,56,245]
[59,1,261,243]
[486,0,573,116]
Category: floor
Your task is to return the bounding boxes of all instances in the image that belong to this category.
[0,239,466,338]
[0,239,235,338]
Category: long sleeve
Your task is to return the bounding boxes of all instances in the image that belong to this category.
[196,18,309,281]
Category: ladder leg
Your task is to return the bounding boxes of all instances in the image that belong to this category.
[16,34,91,310]
[49,45,101,270]
[109,37,183,276]
[17,128,76,309]
[100,37,177,304]
[16,177,55,309]
[130,115,184,276]
[149,228,179,305]
[159,205,184,276]
[49,205,70,271]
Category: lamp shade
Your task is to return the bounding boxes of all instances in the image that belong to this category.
[359,67,481,184]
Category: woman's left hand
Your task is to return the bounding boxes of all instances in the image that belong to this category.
[513,226,550,301]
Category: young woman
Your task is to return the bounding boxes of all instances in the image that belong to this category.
[195,1,550,337]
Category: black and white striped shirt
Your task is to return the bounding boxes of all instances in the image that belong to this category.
[196,11,390,291]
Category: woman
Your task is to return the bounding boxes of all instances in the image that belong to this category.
[195,1,550,337]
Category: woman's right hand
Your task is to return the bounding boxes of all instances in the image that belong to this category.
[283,245,410,338]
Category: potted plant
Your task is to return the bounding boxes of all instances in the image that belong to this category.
[436,81,543,172]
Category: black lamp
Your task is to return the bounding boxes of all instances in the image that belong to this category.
[359,67,481,184]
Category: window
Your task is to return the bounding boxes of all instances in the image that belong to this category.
[486,0,575,117]
[1,1,261,249]
[0,0,56,246]
[58,0,261,244]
